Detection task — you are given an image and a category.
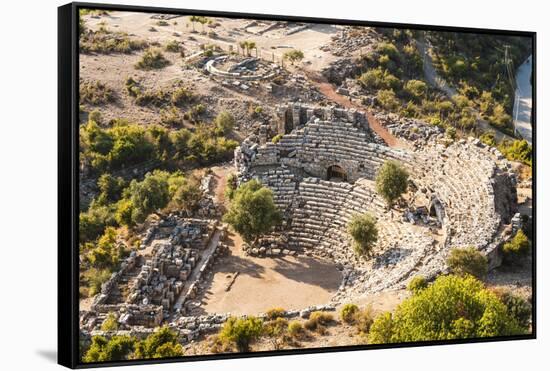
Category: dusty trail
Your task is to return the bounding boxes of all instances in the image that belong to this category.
[305,70,405,149]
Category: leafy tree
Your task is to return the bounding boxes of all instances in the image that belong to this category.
[87,227,123,270]
[502,230,530,263]
[171,177,202,215]
[283,49,304,65]
[214,111,235,136]
[375,160,409,206]
[83,335,135,363]
[407,275,427,293]
[97,173,126,204]
[446,247,488,279]
[347,213,378,256]
[219,316,264,352]
[79,202,117,243]
[121,170,171,225]
[223,180,282,243]
[134,326,183,359]
[367,275,526,344]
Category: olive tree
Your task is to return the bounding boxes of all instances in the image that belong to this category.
[347,213,378,256]
[375,160,409,206]
[223,179,282,243]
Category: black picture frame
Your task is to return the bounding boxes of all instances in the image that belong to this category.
[58,2,536,368]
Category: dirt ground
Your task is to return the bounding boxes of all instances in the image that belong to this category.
[190,230,343,316]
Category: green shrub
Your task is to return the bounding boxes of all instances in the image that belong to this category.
[367,275,526,344]
[101,312,119,331]
[83,335,135,362]
[214,111,235,136]
[498,291,532,328]
[219,316,264,352]
[287,321,304,338]
[171,86,193,106]
[80,29,148,54]
[165,40,181,52]
[499,140,532,166]
[80,81,115,105]
[348,213,378,256]
[134,326,183,359]
[447,247,488,279]
[407,275,427,293]
[271,134,283,144]
[375,160,409,206]
[340,303,360,324]
[160,107,181,127]
[265,307,286,320]
[502,230,530,263]
[156,20,169,26]
[263,317,288,338]
[354,307,375,335]
[135,49,170,70]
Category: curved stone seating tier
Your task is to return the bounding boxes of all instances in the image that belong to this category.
[412,141,504,250]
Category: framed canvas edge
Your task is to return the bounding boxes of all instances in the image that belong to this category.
[57,2,537,369]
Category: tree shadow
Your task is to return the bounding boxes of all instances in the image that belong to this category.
[272,256,341,291]
[373,247,412,269]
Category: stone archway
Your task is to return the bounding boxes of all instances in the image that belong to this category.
[327,165,347,181]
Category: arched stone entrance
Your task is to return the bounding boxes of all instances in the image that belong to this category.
[327,165,347,181]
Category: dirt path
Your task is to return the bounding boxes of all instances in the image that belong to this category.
[305,70,405,148]
[191,231,342,316]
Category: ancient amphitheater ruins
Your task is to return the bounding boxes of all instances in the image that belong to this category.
[80,103,520,344]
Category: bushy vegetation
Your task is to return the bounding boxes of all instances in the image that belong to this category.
[446,247,488,279]
[502,229,530,263]
[223,180,282,243]
[304,311,334,334]
[80,117,237,174]
[492,289,532,329]
[265,307,286,321]
[80,80,115,105]
[375,160,409,206]
[407,275,427,293]
[133,326,183,359]
[225,173,238,201]
[80,26,148,54]
[283,49,304,65]
[499,139,532,166]
[218,316,264,352]
[82,326,183,362]
[368,275,528,344]
[101,312,119,331]
[135,49,170,70]
[340,303,360,324]
[347,213,378,256]
[83,335,135,362]
[427,30,531,128]
[287,321,304,338]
